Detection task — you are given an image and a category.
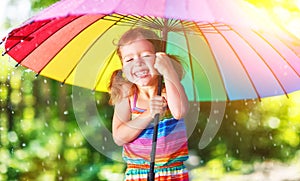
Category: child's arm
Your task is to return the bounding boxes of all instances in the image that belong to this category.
[154,53,189,119]
[112,98,154,146]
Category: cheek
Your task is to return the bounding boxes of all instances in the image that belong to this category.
[122,64,134,81]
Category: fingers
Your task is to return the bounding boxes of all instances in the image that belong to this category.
[149,96,167,118]
[154,52,172,76]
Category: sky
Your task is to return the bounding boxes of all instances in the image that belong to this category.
[0,0,31,38]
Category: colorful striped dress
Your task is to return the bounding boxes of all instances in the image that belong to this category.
[123,93,189,181]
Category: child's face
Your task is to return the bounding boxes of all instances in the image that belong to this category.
[120,39,158,86]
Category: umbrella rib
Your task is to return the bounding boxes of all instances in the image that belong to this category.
[279,38,300,59]
[36,15,99,76]
[108,14,162,29]
[194,22,230,101]
[61,15,128,86]
[3,19,53,61]
[179,21,197,102]
[210,23,262,101]
[253,31,300,78]
[93,50,117,91]
[230,27,289,98]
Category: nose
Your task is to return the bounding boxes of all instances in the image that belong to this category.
[135,57,145,66]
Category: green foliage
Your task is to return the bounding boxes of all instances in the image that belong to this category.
[31,0,60,10]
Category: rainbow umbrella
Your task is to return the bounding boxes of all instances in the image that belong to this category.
[2,0,300,101]
[2,0,300,180]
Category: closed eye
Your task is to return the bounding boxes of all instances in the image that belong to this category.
[142,54,155,60]
[124,58,133,62]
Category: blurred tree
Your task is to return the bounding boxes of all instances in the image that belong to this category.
[31,0,59,10]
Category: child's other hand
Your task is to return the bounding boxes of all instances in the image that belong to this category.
[149,95,167,119]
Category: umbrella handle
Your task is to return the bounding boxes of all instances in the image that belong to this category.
[148,75,163,181]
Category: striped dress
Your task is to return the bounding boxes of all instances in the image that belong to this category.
[123,93,189,181]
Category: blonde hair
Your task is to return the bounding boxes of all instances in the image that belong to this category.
[108,28,185,105]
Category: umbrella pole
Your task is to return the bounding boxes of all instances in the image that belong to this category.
[148,19,168,181]
[148,75,163,181]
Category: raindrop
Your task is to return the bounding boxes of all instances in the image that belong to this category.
[233,121,236,126]
[225,114,228,119]
[235,110,239,114]
[269,134,273,140]
[200,160,204,165]
[236,149,239,154]
[45,123,49,127]
[63,111,68,115]
[104,137,107,142]
[58,154,61,160]
[213,109,219,114]
[8,131,18,142]
[235,131,239,136]
[21,143,26,147]
[102,146,105,150]
[44,79,47,84]
[0,127,3,131]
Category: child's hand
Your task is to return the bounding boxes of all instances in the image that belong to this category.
[149,95,167,119]
[153,52,174,76]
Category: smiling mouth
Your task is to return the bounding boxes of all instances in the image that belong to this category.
[134,70,149,78]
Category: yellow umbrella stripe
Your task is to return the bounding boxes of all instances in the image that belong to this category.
[65,24,131,91]
[40,17,121,90]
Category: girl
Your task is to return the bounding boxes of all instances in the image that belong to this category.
[109,28,189,180]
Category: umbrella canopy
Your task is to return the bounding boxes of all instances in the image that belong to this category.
[2,0,300,102]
